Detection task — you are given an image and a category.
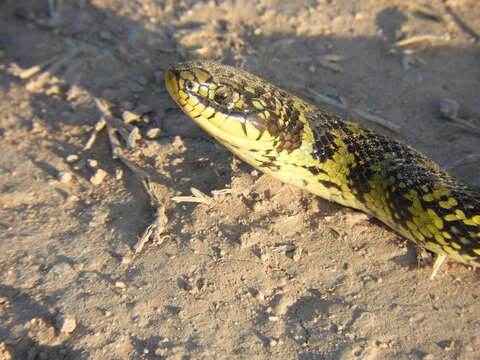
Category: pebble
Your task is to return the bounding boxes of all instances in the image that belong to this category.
[46,85,63,96]
[90,169,107,185]
[57,315,77,334]
[115,280,126,289]
[0,342,13,360]
[122,110,141,123]
[66,154,79,163]
[121,255,132,265]
[57,171,73,183]
[269,339,278,346]
[146,128,162,139]
[86,159,98,168]
[115,168,123,180]
[439,98,459,119]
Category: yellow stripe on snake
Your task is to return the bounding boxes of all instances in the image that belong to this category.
[164,60,480,279]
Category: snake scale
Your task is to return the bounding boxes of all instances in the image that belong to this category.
[165,60,480,279]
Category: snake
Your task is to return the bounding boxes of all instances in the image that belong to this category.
[164,59,480,279]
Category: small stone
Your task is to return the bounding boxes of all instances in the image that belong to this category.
[87,159,98,168]
[440,98,459,119]
[146,128,162,139]
[0,342,13,360]
[269,339,278,346]
[57,171,73,183]
[438,339,455,351]
[90,169,107,185]
[66,154,79,163]
[114,168,123,180]
[115,280,126,289]
[57,315,77,334]
[0,297,10,307]
[122,110,141,123]
[121,256,132,265]
[46,85,63,96]
[293,248,302,261]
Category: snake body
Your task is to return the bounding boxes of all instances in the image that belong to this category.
[165,60,480,278]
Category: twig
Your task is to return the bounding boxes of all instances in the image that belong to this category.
[307,88,347,111]
[444,4,480,43]
[172,187,213,205]
[16,55,63,79]
[288,55,346,73]
[394,33,450,48]
[83,117,107,151]
[395,0,445,21]
[133,204,169,254]
[352,109,401,133]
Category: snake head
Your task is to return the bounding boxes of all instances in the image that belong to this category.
[164,60,301,148]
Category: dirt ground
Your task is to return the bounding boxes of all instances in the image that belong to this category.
[1,0,480,359]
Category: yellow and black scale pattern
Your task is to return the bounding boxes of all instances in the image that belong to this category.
[165,60,480,278]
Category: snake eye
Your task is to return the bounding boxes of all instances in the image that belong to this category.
[214,85,233,105]
[184,80,196,91]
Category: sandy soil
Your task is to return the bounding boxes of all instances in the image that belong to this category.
[1,0,480,359]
